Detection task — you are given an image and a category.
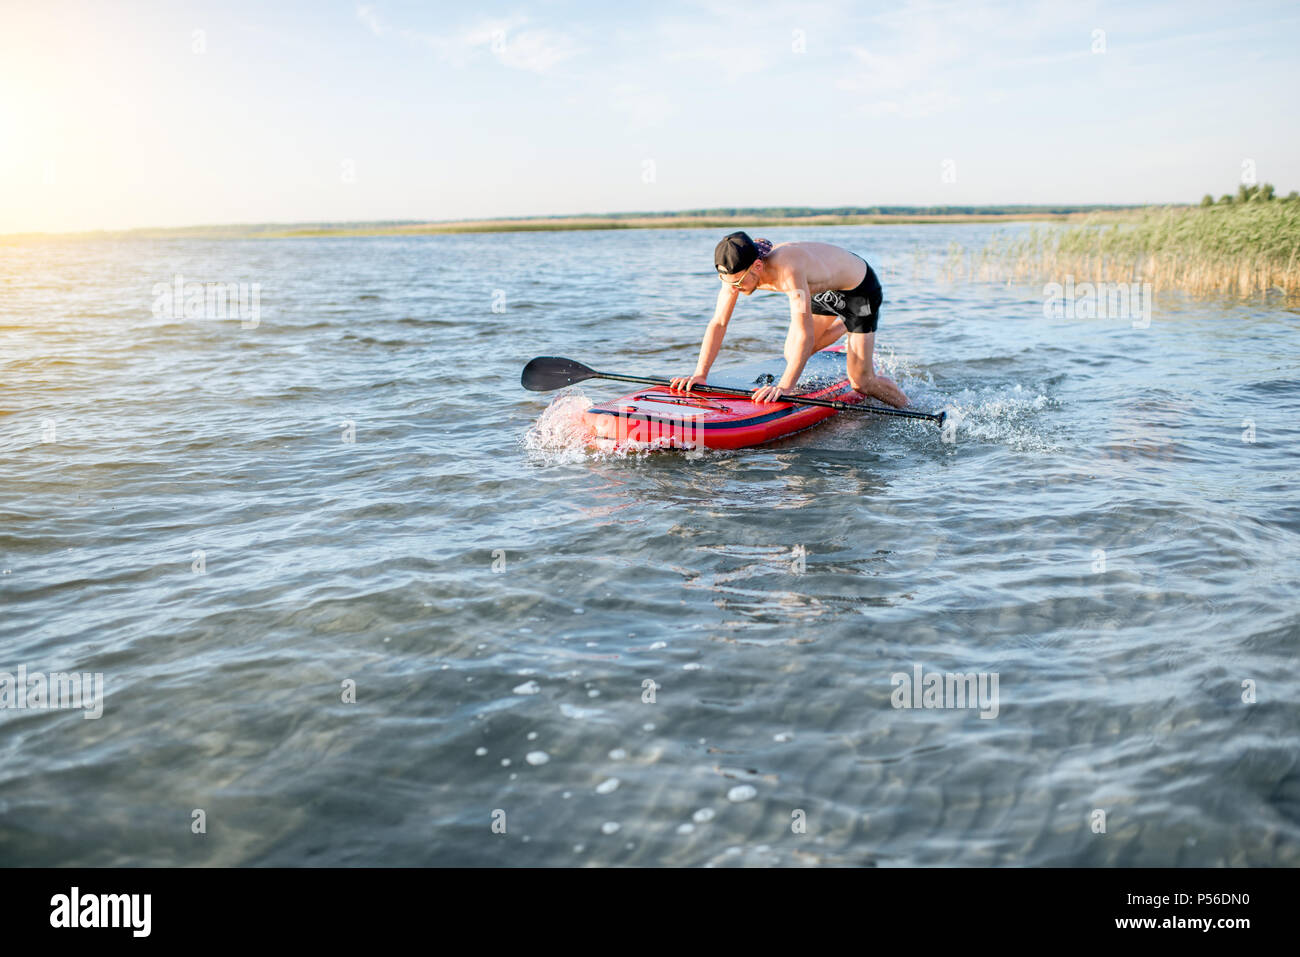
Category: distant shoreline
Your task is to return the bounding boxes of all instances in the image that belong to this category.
[271,210,1142,238]
[2,206,1154,242]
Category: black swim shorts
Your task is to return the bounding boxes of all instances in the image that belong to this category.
[811,255,882,334]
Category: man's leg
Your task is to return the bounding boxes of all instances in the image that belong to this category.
[811,314,846,351]
[846,331,909,408]
[786,314,845,360]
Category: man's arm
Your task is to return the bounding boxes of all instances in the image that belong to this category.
[751,282,814,403]
[671,284,739,391]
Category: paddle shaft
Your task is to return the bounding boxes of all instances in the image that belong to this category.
[586,369,944,425]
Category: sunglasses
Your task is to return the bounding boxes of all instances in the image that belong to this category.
[722,261,756,289]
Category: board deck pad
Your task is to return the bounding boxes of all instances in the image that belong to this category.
[582,345,860,451]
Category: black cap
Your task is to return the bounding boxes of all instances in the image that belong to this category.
[714,231,757,276]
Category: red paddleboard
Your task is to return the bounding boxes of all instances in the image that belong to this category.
[581,345,860,451]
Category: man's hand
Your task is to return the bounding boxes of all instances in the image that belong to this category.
[750,385,786,404]
[669,374,707,392]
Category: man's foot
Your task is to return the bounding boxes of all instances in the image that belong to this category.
[852,376,909,409]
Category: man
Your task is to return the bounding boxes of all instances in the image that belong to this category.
[669,232,908,407]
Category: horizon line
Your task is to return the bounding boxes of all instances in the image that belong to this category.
[2,202,1164,240]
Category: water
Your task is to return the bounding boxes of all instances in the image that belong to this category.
[1,225,1297,866]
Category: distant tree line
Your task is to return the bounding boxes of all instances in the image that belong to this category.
[592,205,1138,219]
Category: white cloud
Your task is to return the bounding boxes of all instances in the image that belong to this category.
[834,1,1004,117]
[355,3,385,38]
[647,16,776,84]
[459,15,531,51]
[409,16,580,74]
[838,43,965,117]
[493,28,581,73]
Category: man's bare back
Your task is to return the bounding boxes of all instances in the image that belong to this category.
[758,241,868,297]
[668,232,909,409]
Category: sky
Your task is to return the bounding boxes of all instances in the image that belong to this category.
[1,0,1297,233]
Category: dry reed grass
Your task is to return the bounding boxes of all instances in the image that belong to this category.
[947,201,1300,298]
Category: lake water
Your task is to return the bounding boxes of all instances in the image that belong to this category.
[1,224,1297,866]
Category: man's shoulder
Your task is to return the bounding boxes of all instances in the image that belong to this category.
[770,242,811,266]
[773,240,847,260]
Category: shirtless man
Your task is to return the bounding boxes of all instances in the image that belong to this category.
[669,232,908,407]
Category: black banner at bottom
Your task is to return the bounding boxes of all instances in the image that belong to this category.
[0,866,1281,943]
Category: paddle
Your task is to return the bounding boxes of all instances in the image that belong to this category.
[521,356,946,425]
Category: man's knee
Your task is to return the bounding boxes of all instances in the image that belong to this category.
[847,354,873,381]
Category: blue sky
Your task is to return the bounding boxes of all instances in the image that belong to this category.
[2,0,1297,232]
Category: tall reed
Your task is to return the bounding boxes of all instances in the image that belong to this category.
[962,200,1300,297]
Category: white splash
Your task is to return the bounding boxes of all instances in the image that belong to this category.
[522,391,599,464]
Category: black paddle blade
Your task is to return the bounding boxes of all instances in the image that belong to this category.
[521,356,598,392]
